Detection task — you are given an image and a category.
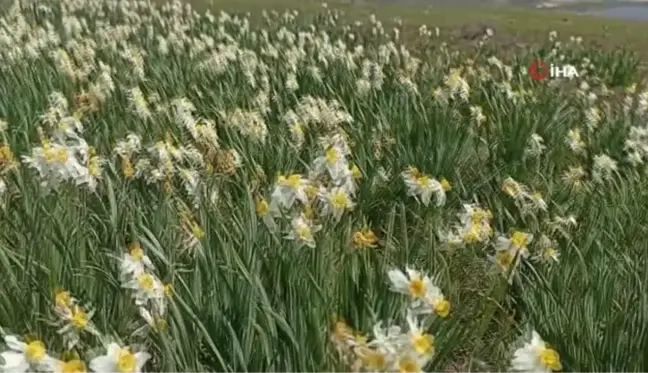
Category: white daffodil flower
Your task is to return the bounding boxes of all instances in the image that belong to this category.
[402,169,447,207]
[89,342,150,373]
[270,173,309,210]
[511,330,562,373]
[285,214,322,248]
[56,305,101,349]
[387,267,434,300]
[404,311,435,357]
[121,272,165,306]
[319,186,355,222]
[310,144,350,182]
[119,243,155,280]
[0,335,52,373]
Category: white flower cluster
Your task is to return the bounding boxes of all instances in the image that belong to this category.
[332,267,450,372]
[22,93,105,193]
[119,242,171,331]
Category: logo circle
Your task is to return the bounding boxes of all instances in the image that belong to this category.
[528,60,550,81]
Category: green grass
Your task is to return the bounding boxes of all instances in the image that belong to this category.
[0,0,647,372]
[186,0,648,60]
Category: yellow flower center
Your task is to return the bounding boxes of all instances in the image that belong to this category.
[71,306,89,329]
[164,283,174,298]
[116,349,137,373]
[55,290,72,309]
[286,174,302,189]
[44,145,70,164]
[0,146,15,164]
[25,340,46,362]
[88,156,101,176]
[56,148,70,163]
[538,347,562,371]
[408,278,427,298]
[433,298,451,318]
[296,224,312,241]
[291,123,304,135]
[398,356,421,373]
[354,334,368,346]
[543,248,557,261]
[350,164,362,179]
[440,178,451,191]
[330,191,349,210]
[568,129,581,142]
[511,231,530,249]
[470,208,490,224]
[61,359,87,373]
[256,199,269,216]
[325,148,339,164]
[137,274,155,292]
[191,223,205,240]
[495,250,514,270]
[411,333,434,355]
[415,176,430,188]
[463,226,481,243]
[129,244,144,261]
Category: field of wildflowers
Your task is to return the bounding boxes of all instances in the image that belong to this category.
[1,0,647,372]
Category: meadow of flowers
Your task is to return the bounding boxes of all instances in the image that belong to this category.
[0,0,647,372]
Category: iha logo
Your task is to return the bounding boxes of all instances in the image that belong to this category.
[528,60,579,81]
